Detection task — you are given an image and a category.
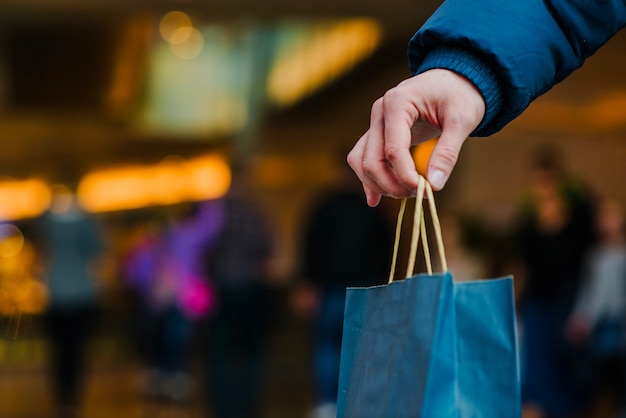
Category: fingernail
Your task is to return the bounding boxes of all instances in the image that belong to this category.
[429,169,448,190]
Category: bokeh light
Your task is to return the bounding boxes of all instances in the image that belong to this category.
[159,11,193,43]
[414,138,438,176]
[170,27,204,59]
[0,224,25,258]
[77,153,231,212]
[0,178,52,221]
[169,26,194,45]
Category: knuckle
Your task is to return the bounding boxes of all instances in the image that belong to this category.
[381,89,401,112]
[370,97,384,116]
[383,85,402,101]
[435,143,460,166]
[361,159,376,178]
[346,150,357,168]
[384,145,402,164]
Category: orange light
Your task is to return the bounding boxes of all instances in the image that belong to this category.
[77,154,231,212]
[185,155,232,201]
[0,178,51,221]
[0,224,25,258]
[413,138,438,176]
[170,27,204,60]
[159,11,193,44]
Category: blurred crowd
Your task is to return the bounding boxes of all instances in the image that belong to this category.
[514,146,626,418]
[0,144,626,418]
[119,171,278,418]
[2,170,280,418]
[448,144,626,418]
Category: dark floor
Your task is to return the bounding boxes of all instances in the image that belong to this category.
[0,309,317,418]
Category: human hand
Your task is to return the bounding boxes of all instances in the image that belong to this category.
[347,69,485,206]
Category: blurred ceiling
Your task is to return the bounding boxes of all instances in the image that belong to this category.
[0,0,441,33]
[0,1,440,179]
[0,1,625,182]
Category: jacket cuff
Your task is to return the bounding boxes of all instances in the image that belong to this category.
[415,45,503,137]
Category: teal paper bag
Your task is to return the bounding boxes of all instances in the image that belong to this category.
[337,177,521,417]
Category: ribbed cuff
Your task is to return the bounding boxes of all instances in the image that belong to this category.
[415,46,503,136]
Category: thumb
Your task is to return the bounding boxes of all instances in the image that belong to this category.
[425,127,468,190]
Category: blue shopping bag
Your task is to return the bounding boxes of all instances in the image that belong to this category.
[337,177,521,417]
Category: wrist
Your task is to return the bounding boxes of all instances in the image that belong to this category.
[416,45,503,136]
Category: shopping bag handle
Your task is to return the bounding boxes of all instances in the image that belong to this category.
[388,175,448,284]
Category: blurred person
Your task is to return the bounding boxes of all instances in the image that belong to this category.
[123,201,223,404]
[204,172,276,418]
[566,198,626,416]
[35,184,106,418]
[516,146,596,418]
[295,157,393,418]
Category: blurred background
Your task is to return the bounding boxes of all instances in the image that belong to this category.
[0,0,626,417]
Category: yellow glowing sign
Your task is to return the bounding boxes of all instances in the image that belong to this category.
[268,18,382,106]
[0,178,51,221]
[77,154,231,213]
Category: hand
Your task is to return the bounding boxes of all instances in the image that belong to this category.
[347,69,485,206]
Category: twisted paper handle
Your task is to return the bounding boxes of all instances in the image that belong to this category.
[388,175,448,284]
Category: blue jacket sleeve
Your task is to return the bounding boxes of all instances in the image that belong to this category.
[408,0,626,136]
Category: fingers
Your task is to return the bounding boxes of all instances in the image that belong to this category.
[347,97,417,206]
[381,89,421,193]
[347,101,386,207]
[424,71,484,190]
[347,138,384,207]
[349,69,485,199]
[426,123,469,190]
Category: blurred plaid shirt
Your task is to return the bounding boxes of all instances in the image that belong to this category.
[208,190,274,288]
